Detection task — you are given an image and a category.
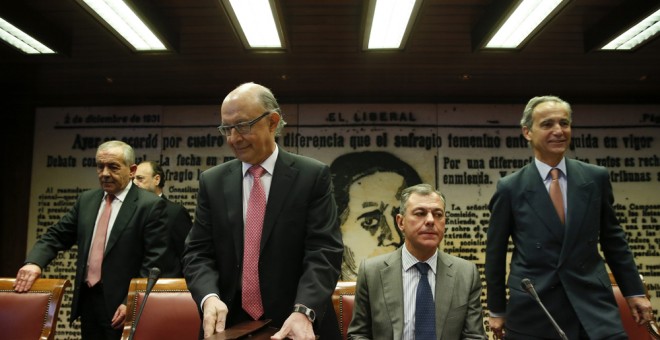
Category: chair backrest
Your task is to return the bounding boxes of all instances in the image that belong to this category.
[121,278,200,340]
[0,277,71,340]
[332,281,356,340]
[609,273,660,340]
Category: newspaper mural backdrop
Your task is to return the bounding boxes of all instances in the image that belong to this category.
[30,104,660,338]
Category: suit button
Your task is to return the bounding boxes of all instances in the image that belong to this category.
[535,243,541,249]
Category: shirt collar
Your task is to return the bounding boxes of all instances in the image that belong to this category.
[242,145,279,177]
[402,245,438,275]
[535,157,567,180]
[107,181,132,202]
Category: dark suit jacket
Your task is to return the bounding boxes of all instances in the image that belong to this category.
[161,195,192,277]
[182,149,343,336]
[348,248,486,340]
[485,158,644,339]
[26,184,170,322]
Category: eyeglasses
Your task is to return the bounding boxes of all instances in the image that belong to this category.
[217,111,272,136]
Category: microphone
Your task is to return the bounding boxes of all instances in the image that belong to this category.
[128,267,161,340]
[520,278,568,340]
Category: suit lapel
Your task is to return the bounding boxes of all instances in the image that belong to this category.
[260,151,298,250]
[224,161,245,262]
[435,252,456,336]
[559,159,594,265]
[105,185,137,254]
[522,164,565,241]
[381,249,404,339]
[80,190,105,259]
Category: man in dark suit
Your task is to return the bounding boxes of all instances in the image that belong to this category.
[14,140,170,340]
[135,160,192,276]
[485,95,654,339]
[348,184,486,339]
[182,82,343,339]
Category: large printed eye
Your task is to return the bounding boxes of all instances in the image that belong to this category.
[358,209,382,234]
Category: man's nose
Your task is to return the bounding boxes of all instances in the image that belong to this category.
[552,123,565,133]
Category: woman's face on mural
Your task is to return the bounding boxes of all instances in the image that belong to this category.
[342,172,404,262]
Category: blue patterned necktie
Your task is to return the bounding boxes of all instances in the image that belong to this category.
[415,262,436,339]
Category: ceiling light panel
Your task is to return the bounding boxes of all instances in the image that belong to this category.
[364,0,422,50]
[485,0,566,49]
[601,9,660,50]
[0,17,55,54]
[78,0,167,51]
[222,0,284,49]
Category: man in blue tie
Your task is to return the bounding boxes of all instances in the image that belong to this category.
[347,184,486,339]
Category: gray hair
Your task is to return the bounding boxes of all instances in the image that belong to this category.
[520,95,572,130]
[238,82,287,136]
[97,140,135,166]
[399,184,446,215]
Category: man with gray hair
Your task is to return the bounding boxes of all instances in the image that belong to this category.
[485,95,653,339]
[15,140,170,339]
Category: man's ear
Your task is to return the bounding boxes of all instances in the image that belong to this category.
[129,164,138,177]
[522,126,532,141]
[269,113,281,132]
[396,214,404,231]
[154,174,161,187]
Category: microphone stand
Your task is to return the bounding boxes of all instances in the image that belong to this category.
[521,278,568,340]
[128,267,161,340]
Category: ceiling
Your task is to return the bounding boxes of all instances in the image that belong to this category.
[1,0,659,106]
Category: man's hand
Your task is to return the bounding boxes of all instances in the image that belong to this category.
[488,316,506,339]
[271,312,315,340]
[14,264,42,292]
[626,296,654,325]
[111,304,127,329]
[203,296,228,339]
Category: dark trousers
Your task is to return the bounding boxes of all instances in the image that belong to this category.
[80,283,123,340]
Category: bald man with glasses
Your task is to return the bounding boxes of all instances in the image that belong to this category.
[182,82,343,340]
[217,110,272,136]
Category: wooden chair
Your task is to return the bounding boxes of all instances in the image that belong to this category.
[121,278,200,340]
[609,273,660,339]
[0,277,71,340]
[332,281,356,340]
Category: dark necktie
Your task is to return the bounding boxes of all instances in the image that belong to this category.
[242,165,266,320]
[415,262,436,339]
[549,168,565,224]
[87,194,114,287]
